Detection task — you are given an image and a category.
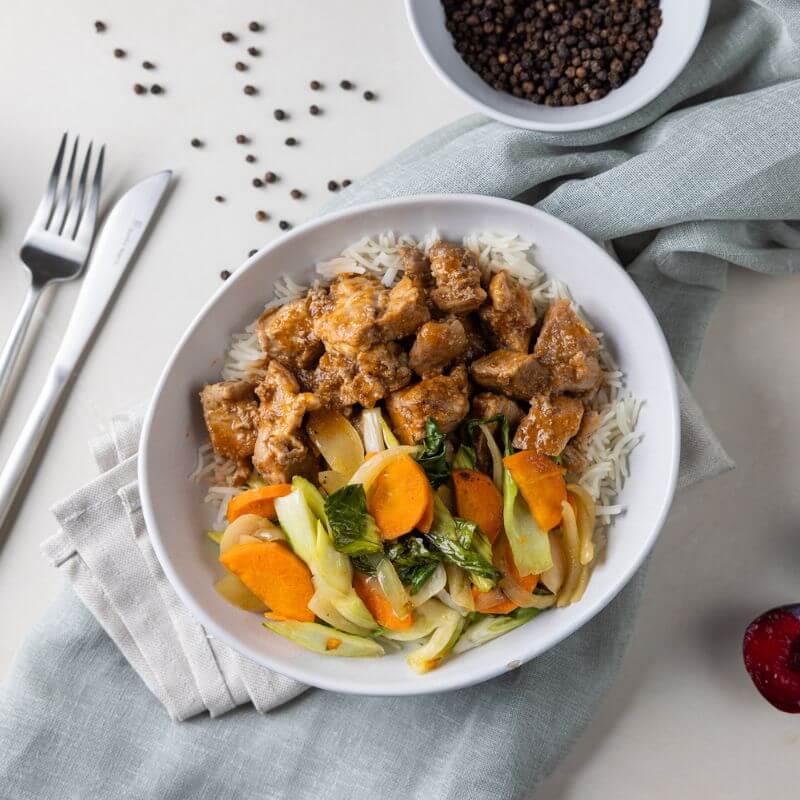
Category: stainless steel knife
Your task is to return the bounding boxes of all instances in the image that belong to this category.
[0,170,172,531]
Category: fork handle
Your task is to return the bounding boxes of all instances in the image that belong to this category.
[0,363,68,531]
[0,282,44,411]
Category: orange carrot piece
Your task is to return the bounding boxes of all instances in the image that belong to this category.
[353,572,413,630]
[496,535,538,593]
[452,468,503,542]
[367,454,433,540]
[226,484,292,522]
[417,492,434,534]
[471,586,517,615]
[502,451,567,531]
[220,540,314,622]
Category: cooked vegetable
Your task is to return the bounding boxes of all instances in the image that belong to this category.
[347,445,420,491]
[452,468,503,543]
[274,487,319,569]
[443,562,475,613]
[368,454,433,540]
[567,483,597,566]
[405,599,465,674]
[306,408,365,479]
[494,534,553,610]
[214,573,267,613]
[417,491,434,534]
[503,450,567,532]
[219,513,284,555]
[540,532,566,594]
[324,484,383,557]
[472,586,516,614]
[415,418,450,488]
[319,470,348,495]
[353,571,412,631]
[453,607,539,654]
[410,563,447,608]
[464,413,510,490]
[308,576,377,634]
[502,467,553,577]
[479,424,504,489]
[452,444,477,471]
[313,519,352,595]
[220,540,314,622]
[386,536,442,594]
[360,408,387,453]
[263,618,384,657]
[380,414,400,448]
[207,530,223,545]
[375,557,412,618]
[226,484,292,522]
[379,603,440,641]
[425,496,501,591]
[556,500,581,608]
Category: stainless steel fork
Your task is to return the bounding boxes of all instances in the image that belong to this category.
[0,133,104,411]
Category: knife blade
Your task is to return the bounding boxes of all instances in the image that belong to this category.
[0,170,172,533]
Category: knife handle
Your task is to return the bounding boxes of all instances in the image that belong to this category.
[0,363,69,531]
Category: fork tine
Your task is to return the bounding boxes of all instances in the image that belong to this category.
[63,142,92,239]
[29,132,68,231]
[49,137,79,234]
[74,144,104,249]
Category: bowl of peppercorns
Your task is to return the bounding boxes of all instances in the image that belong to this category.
[406,0,709,131]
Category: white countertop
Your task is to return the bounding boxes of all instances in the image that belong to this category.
[0,2,797,798]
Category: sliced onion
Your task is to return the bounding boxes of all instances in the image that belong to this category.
[436,484,454,513]
[571,564,590,605]
[479,423,504,491]
[319,470,348,495]
[347,445,420,491]
[308,582,372,636]
[499,577,556,609]
[410,563,447,608]
[436,588,470,616]
[360,408,386,453]
[214,574,266,613]
[375,557,411,618]
[444,563,475,612]
[567,484,597,566]
[219,514,282,554]
[473,587,507,612]
[540,533,566,594]
[306,408,364,479]
[556,500,581,608]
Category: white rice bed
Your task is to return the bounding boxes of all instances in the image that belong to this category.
[201,230,643,530]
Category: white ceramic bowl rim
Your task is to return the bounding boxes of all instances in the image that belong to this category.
[405,0,710,132]
[140,194,680,695]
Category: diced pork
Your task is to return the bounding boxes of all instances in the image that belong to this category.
[409,317,468,378]
[311,274,387,357]
[252,361,321,483]
[312,343,412,409]
[256,296,323,371]
[534,299,599,366]
[561,410,601,473]
[479,271,536,352]
[398,246,432,289]
[459,313,489,362]
[377,275,430,341]
[469,350,550,401]
[512,394,584,456]
[549,350,603,394]
[428,241,487,314]
[385,365,470,445]
[200,381,258,484]
[470,392,525,431]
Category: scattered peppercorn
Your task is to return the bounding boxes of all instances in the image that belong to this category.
[247,46,260,56]
[310,80,322,90]
[290,189,303,199]
[245,154,256,163]
[248,249,258,257]
[363,90,376,101]
[214,195,225,203]
[113,48,126,58]
[220,270,231,280]
[327,180,340,192]
[150,83,164,95]
[221,32,236,43]
[441,0,663,107]
[133,83,147,95]
[342,179,352,188]
[273,109,287,121]
[264,171,278,183]
[235,61,247,71]
[235,134,249,144]
[309,104,321,115]
[279,220,291,230]
[248,21,262,32]
[94,20,106,33]
[253,177,264,187]
[339,80,354,90]
[285,137,298,147]
[142,60,155,70]
[255,210,268,221]
[190,138,203,148]
[243,84,257,95]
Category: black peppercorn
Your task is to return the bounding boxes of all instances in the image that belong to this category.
[133,83,147,95]
[243,85,257,95]
[245,154,256,163]
[150,84,163,95]
[327,180,339,192]
[235,134,249,144]
[342,179,352,188]
[190,138,203,148]
[273,109,287,121]
[235,61,247,72]
[214,195,225,203]
[253,177,264,188]
[248,249,258,257]
[220,270,231,280]
[247,47,260,57]
[309,104,321,115]
[255,210,268,221]
[363,90,376,101]
[339,80,354,90]
[113,48,126,58]
[248,21,262,32]
[264,171,278,183]
[290,189,303,199]
[94,20,106,33]
[284,137,297,147]
[142,60,155,70]
[221,32,236,43]
[310,80,322,90]
[279,220,291,231]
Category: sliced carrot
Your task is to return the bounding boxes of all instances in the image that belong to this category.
[220,540,314,622]
[226,484,292,523]
[417,491,434,534]
[472,537,540,614]
[496,535,538,593]
[471,586,517,615]
[367,454,433,540]
[503,450,567,531]
[353,572,413,630]
[452,468,503,542]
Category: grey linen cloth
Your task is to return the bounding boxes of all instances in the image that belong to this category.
[3,0,800,797]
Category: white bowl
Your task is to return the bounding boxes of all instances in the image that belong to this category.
[140,195,680,695]
[405,0,709,132]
